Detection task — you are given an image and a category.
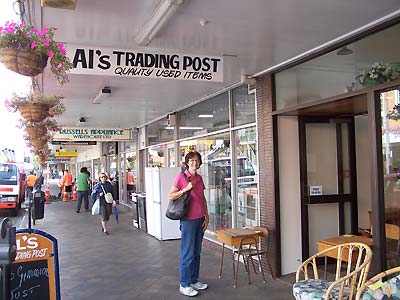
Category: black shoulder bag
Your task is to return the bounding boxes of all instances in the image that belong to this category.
[166,172,190,220]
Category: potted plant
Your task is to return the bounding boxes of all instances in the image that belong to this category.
[5,92,65,122]
[0,21,73,84]
[347,62,400,92]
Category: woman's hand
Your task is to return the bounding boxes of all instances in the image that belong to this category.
[112,200,117,206]
[184,182,193,192]
[202,214,209,231]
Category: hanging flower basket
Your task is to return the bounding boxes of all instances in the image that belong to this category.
[25,125,46,139]
[0,48,48,77]
[0,21,73,84]
[17,103,50,122]
[30,139,47,149]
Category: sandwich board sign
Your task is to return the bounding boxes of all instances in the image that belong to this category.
[9,229,60,300]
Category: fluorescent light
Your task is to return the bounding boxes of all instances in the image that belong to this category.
[165,126,203,130]
[181,126,203,130]
[198,114,213,118]
[135,0,184,46]
[93,87,111,104]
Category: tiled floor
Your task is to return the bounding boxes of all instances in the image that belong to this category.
[31,200,293,300]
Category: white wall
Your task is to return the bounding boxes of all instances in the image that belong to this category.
[278,116,303,274]
[76,144,101,163]
[355,115,371,229]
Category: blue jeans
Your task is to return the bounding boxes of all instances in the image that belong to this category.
[180,217,204,287]
[77,190,89,210]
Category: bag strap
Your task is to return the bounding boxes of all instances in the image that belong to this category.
[100,183,106,194]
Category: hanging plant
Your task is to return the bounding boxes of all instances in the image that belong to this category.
[388,104,400,121]
[0,21,73,84]
[5,92,65,122]
[346,62,400,92]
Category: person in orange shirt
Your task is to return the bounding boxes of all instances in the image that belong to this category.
[62,170,73,200]
[25,170,37,200]
[126,168,135,197]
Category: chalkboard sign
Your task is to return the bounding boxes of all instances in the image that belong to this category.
[6,229,61,300]
[10,260,50,300]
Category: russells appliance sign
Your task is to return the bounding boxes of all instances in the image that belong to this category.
[66,44,223,82]
[53,128,132,141]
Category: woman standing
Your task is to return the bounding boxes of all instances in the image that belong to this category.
[91,173,117,235]
[168,151,209,297]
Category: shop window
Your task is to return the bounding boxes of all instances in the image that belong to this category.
[148,145,165,167]
[178,92,229,139]
[234,127,259,228]
[232,85,255,126]
[180,133,232,237]
[275,23,400,111]
[147,117,174,146]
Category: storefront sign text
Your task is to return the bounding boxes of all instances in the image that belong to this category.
[66,44,223,82]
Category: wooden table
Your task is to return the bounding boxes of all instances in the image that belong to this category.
[317,235,372,278]
[216,228,260,287]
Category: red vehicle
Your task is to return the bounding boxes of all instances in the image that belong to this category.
[0,162,25,216]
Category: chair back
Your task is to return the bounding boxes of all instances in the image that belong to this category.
[253,226,270,250]
[355,265,400,300]
[296,242,372,300]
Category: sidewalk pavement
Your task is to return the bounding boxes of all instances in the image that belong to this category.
[31,200,293,300]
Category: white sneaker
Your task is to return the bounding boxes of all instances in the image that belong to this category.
[179,285,198,297]
[190,282,208,290]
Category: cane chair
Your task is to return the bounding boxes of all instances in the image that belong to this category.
[293,242,372,300]
[356,266,400,300]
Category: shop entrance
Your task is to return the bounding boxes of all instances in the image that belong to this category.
[298,116,358,259]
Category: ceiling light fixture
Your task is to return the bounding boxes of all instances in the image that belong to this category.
[337,46,354,56]
[76,116,86,126]
[198,114,213,118]
[135,0,184,46]
[93,87,111,104]
[165,126,203,130]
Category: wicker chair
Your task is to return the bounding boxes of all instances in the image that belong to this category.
[356,266,400,300]
[293,242,372,300]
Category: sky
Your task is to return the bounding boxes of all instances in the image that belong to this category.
[0,0,34,161]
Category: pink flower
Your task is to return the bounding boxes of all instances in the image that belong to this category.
[48,50,54,59]
[57,43,66,56]
[38,26,48,37]
[43,38,50,47]
[30,41,36,49]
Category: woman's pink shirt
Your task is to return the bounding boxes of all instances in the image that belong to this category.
[172,170,205,220]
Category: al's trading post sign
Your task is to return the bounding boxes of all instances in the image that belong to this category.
[10,229,60,300]
[66,44,224,82]
[53,127,132,141]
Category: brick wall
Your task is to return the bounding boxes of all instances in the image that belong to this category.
[255,74,278,277]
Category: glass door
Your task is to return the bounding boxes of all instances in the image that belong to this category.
[380,86,400,268]
[299,116,357,258]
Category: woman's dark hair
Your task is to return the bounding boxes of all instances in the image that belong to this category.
[184,151,202,168]
[80,167,87,173]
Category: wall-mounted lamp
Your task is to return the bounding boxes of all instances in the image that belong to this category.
[135,0,184,46]
[93,87,111,104]
[336,46,353,56]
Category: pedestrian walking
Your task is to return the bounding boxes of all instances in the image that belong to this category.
[62,170,73,200]
[76,167,91,213]
[91,172,117,235]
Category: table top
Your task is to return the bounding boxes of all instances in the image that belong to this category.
[317,235,373,247]
[216,228,260,247]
